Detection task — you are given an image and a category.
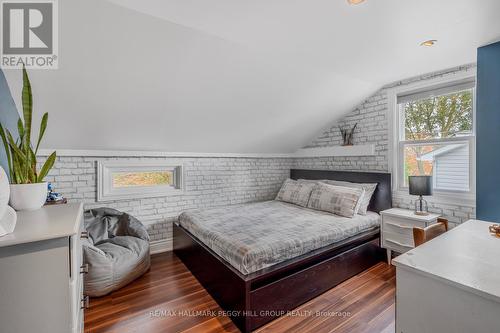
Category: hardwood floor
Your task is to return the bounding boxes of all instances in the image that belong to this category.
[85,252,395,333]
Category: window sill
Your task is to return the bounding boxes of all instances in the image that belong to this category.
[98,189,185,202]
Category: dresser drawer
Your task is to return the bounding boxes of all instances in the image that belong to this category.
[73,274,84,333]
[69,211,85,333]
[383,219,414,235]
[383,215,428,228]
[383,228,414,248]
[383,238,413,253]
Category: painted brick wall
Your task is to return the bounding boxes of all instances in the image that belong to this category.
[295,64,477,226]
[39,156,293,250]
[298,89,389,172]
[38,65,478,250]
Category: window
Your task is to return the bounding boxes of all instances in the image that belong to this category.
[97,161,183,201]
[396,79,475,194]
[112,171,174,188]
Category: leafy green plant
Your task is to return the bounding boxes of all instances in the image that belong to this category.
[0,66,56,184]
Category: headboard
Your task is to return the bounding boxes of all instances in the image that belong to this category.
[290,169,392,213]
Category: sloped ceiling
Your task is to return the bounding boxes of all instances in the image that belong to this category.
[4,0,500,153]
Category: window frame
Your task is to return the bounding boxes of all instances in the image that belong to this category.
[97,160,184,201]
[387,70,476,205]
[397,136,475,193]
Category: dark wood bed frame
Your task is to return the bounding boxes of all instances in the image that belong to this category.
[174,169,392,332]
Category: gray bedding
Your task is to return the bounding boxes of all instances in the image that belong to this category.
[178,200,380,275]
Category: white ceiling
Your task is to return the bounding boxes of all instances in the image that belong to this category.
[4,0,500,153]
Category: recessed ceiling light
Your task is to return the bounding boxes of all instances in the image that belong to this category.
[347,0,366,4]
[420,40,438,47]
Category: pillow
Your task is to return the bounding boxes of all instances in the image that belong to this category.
[297,179,365,215]
[297,179,320,185]
[275,179,315,207]
[321,180,377,215]
[307,183,364,218]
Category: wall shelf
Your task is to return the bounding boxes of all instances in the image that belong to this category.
[293,144,375,158]
[38,144,376,159]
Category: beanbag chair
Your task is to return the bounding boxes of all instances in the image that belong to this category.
[83,208,151,297]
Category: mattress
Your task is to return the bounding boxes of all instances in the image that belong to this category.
[178,200,380,275]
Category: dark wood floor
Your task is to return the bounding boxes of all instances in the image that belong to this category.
[85,252,395,333]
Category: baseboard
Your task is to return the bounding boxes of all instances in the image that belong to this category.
[150,239,171,254]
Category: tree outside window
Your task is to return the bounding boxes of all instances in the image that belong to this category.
[400,89,473,189]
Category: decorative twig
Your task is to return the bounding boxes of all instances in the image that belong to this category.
[339,123,357,146]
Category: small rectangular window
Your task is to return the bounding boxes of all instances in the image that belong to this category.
[97,161,183,201]
[112,170,174,188]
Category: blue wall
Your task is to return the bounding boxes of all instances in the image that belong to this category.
[0,69,19,177]
[477,41,500,222]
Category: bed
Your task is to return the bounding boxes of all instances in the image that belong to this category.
[174,169,392,332]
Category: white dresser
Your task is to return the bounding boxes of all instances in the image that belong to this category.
[0,203,86,333]
[393,220,500,333]
[380,208,439,263]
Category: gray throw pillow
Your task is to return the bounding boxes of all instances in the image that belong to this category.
[321,180,377,215]
[275,179,315,207]
[307,183,364,218]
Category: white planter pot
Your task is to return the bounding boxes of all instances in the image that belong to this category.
[9,182,47,211]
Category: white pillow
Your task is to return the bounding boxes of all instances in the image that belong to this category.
[307,183,364,218]
[275,179,315,207]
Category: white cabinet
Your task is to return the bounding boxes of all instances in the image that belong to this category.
[0,203,85,333]
[393,220,500,333]
[380,208,439,263]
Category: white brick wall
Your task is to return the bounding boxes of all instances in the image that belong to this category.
[295,64,477,226]
[392,194,475,226]
[38,64,477,248]
[301,91,389,172]
[39,156,293,250]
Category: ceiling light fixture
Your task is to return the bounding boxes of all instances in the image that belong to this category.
[347,0,365,4]
[420,40,438,47]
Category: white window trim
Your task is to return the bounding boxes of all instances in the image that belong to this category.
[97,160,184,202]
[387,69,476,206]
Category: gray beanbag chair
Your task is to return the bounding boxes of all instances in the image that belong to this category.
[83,208,151,297]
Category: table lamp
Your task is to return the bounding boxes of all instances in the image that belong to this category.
[409,176,432,216]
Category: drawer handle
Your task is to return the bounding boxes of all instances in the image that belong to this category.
[80,295,90,310]
[80,231,89,239]
[385,222,413,230]
[80,264,89,274]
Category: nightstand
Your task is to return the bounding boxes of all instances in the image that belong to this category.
[380,208,440,264]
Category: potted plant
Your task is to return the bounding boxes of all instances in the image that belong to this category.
[0,67,56,211]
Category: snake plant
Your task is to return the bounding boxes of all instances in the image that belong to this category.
[0,66,56,184]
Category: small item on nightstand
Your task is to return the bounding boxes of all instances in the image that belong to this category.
[489,224,500,237]
[409,176,432,216]
[46,183,66,204]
